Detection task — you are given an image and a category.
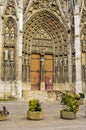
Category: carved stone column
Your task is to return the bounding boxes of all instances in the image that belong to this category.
[40,55,45,90]
[53,56,57,90]
[68,41,72,83]
[16,0,23,99]
[74,4,82,93]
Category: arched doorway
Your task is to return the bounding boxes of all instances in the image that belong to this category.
[23,10,68,90]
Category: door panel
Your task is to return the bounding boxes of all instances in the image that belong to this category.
[30,54,40,90]
[44,55,53,90]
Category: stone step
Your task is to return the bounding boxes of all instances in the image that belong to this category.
[22,90,62,102]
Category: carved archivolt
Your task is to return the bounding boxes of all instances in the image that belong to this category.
[24,0,64,24]
[23,10,68,83]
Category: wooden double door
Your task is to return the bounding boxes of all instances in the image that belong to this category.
[30,54,53,90]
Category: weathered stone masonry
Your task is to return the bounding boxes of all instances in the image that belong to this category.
[0,0,86,101]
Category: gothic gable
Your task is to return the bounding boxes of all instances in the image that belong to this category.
[60,0,67,15]
[24,0,65,24]
[81,1,86,24]
[23,0,30,13]
[4,0,17,18]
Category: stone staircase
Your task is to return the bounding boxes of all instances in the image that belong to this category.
[22,90,62,102]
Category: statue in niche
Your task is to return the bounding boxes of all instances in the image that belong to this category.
[56,67,60,83]
[60,58,63,67]
[64,58,68,82]
[64,66,68,82]
[9,50,14,62]
[10,27,15,41]
[82,65,85,81]
[39,0,48,8]
[5,33,9,42]
[82,65,86,82]
[82,42,86,52]
[4,61,10,81]
[41,57,44,81]
[10,62,14,81]
[64,58,68,66]
[74,0,78,4]
[60,58,64,82]
[55,58,62,83]
[55,58,58,81]
[22,54,24,65]
[5,27,9,42]
[4,50,9,61]
[72,65,76,82]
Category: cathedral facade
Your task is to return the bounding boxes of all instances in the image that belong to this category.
[0,0,86,100]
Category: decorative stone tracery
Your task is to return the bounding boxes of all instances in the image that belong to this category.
[0,0,85,99]
[5,0,17,18]
[23,10,68,89]
[3,17,17,81]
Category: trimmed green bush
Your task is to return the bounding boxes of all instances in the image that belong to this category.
[29,99,42,112]
[61,92,79,113]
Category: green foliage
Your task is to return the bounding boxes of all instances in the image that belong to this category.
[61,92,79,113]
[74,94,80,100]
[79,93,85,99]
[29,99,42,112]
[0,96,17,101]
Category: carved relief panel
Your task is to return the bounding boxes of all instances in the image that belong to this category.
[55,55,68,84]
[3,17,17,81]
[32,28,53,53]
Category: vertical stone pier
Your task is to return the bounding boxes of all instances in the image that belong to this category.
[74,3,82,93]
[16,0,23,99]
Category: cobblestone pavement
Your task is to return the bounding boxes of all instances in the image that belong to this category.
[0,101,86,130]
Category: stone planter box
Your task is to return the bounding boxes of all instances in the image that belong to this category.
[0,113,8,121]
[27,110,44,120]
[60,110,76,119]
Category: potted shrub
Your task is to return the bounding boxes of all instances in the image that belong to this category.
[0,106,9,121]
[27,99,44,120]
[78,93,85,105]
[60,92,79,119]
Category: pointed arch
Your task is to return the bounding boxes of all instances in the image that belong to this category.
[23,10,68,90]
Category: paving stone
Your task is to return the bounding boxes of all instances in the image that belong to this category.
[0,101,86,130]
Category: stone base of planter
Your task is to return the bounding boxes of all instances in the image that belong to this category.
[60,110,76,120]
[27,110,44,120]
[0,114,8,121]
